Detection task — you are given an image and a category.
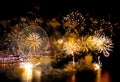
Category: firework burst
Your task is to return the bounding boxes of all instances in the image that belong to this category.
[79,36,89,53]
[63,38,80,55]
[62,34,81,67]
[24,32,43,56]
[20,25,49,56]
[89,32,113,56]
[62,33,81,55]
[7,21,49,57]
[63,10,86,35]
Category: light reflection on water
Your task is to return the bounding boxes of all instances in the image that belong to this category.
[66,74,76,82]
[101,71,111,82]
[0,64,111,82]
[65,70,111,82]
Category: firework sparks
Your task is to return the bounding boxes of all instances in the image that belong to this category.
[62,34,81,67]
[89,33,113,56]
[79,36,89,53]
[63,10,86,35]
[25,32,42,56]
[63,35,80,55]
[63,38,79,55]
[7,21,49,58]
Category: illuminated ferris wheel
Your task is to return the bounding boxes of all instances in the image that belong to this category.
[8,21,49,58]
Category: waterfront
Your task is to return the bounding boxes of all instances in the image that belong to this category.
[0,63,116,82]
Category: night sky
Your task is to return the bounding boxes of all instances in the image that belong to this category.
[0,0,120,19]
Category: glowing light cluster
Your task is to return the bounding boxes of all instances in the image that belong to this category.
[79,36,89,53]
[63,10,85,32]
[7,21,49,58]
[24,32,42,55]
[93,63,100,70]
[88,33,113,56]
[21,62,33,82]
[63,37,80,55]
[56,32,113,57]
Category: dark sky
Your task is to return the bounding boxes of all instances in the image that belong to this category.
[0,0,119,19]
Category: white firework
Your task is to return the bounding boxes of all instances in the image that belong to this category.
[63,37,80,55]
[91,33,113,53]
